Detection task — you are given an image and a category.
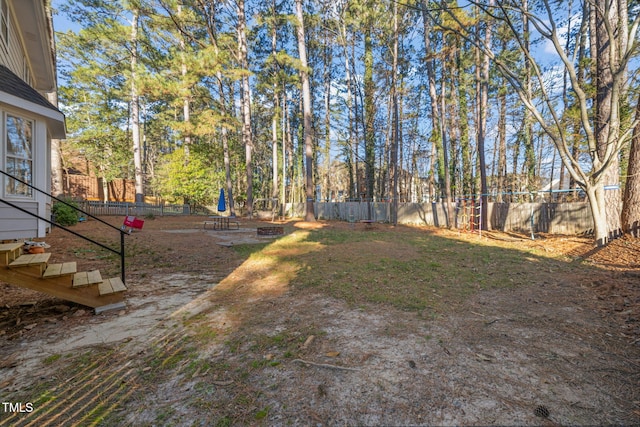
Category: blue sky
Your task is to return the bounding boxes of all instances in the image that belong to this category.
[51,0,81,34]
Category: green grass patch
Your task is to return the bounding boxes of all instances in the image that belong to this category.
[285,226,574,313]
[43,354,62,364]
[255,406,270,420]
[231,242,271,258]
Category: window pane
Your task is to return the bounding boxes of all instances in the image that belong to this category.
[5,158,32,196]
[5,115,33,197]
[6,115,32,158]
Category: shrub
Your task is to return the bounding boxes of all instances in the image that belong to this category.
[52,199,79,226]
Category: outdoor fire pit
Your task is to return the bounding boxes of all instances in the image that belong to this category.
[257,226,284,236]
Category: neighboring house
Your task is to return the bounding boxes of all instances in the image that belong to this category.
[0,0,65,240]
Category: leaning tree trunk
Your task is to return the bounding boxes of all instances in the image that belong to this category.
[621,95,640,235]
[441,72,454,227]
[586,184,611,246]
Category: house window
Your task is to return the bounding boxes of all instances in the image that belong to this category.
[0,0,7,47]
[5,114,33,197]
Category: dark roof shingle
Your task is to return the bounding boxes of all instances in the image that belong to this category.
[0,64,61,112]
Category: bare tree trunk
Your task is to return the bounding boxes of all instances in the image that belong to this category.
[622,94,640,235]
[323,31,331,202]
[237,0,253,217]
[448,74,460,199]
[441,69,454,227]
[286,90,294,205]
[363,2,375,202]
[381,87,391,199]
[217,77,234,217]
[569,0,589,199]
[341,21,356,199]
[47,89,64,197]
[271,2,279,201]
[559,0,575,200]
[421,0,442,203]
[496,79,507,203]
[352,43,361,199]
[390,0,399,225]
[130,7,144,203]
[282,90,287,207]
[522,0,535,192]
[476,0,493,229]
[178,4,191,160]
[100,170,109,203]
[272,97,279,200]
[294,0,315,221]
[50,139,64,197]
[591,0,623,241]
[399,77,405,202]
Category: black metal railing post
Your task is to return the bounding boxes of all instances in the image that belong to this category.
[120,230,125,284]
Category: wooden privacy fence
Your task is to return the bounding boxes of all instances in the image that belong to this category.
[300,201,594,235]
[65,175,136,202]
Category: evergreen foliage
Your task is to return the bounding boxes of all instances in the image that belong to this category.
[52,0,639,241]
[52,199,80,226]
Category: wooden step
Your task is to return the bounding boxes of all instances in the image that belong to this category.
[43,262,77,278]
[0,242,24,265]
[8,253,51,277]
[73,270,103,288]
[0,268,126,309]
[8,253,51,267]
[98,277,127,296]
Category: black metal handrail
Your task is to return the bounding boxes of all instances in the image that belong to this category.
[0,170,126,284]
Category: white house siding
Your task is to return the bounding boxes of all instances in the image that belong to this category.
[0,106,52,239]
[0,1,64,240]
[0,202,38,240]
[0,1,28,83]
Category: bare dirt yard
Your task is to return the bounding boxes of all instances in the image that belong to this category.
[1,215,639,426]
